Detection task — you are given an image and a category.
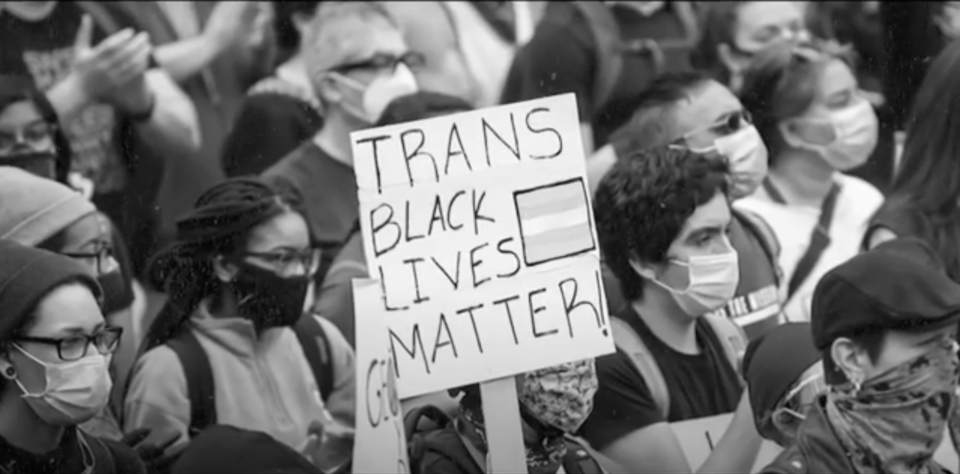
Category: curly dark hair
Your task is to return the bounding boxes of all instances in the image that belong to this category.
[594,146,730,301]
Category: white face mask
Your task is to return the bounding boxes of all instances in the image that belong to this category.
[13,344,112,425]
[692,125,769,199]
[651,250,740,317]
[786,99,878,171]
[332,64,419,124]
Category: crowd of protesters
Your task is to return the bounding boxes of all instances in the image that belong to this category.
[2,1,960,473]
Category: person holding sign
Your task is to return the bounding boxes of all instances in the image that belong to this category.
[262,1,420,285]
[761,238,960,473]
[124,178,356,468]
[582,146,762,473]
[742,322,825,447]
[589,71,782,340]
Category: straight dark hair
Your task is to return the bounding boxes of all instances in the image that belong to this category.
[875,40,960,281]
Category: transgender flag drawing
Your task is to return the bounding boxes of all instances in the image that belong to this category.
[514,178,596,266]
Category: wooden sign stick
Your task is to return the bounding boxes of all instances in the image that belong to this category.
[480,377,527,473]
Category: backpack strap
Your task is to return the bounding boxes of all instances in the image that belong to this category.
[76,1,121,36]
[702,314,748,380]
[295,314,334,401]
[405,406,483,474]
[166,331,216,438]
[763,179,842,301]
[572,2,623,117]
[733,207,783,286]
[609,317,670,420]
[563,437,605,474]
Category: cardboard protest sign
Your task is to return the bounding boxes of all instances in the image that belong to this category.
[670,413,779,472]
[350,94,615,398]
[352,278,409,474]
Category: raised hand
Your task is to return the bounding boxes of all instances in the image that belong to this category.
[71,14,154,114]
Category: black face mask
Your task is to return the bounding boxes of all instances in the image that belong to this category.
[97,270,133,315]
[231,262,310,329]
[0,150,57,180]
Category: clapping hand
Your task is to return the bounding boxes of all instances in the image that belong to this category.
[72,14,154,114]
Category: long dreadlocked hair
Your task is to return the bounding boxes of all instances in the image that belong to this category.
[142,177,302,353]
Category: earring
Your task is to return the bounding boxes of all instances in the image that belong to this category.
[3,367,14,378]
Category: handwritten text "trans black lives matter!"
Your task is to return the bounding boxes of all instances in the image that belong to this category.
[351,96,609,382]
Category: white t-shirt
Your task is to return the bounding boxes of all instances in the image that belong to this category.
[734,173,883,322]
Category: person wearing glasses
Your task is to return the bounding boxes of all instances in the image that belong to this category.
[124,177,356,469]
[263,1,421,288]
[0,239,145,473]
[736,40,883,324]
[586,71,781,340]
[742,322,826,447]
[0,167,139,438]
[0,75,143,388]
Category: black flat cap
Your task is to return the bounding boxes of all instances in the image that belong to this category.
[811,238,960,350]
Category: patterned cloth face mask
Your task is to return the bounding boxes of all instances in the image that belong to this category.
[826,337,960,474]
[460,359,598,474]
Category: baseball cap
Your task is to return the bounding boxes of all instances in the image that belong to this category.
[811,237,960,351]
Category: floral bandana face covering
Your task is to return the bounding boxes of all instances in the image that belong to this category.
[826,337,960,474]
[460,360,598,474]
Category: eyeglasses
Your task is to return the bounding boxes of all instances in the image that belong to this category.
[330,51,426,75]
[237,247,322,277]
[17,326,123,362]
[63,246,115,275]
[0,122,55,154]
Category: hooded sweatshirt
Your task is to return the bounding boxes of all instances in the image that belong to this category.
[123,300,356,459]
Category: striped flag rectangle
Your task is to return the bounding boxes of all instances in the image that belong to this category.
[514,178,596,266]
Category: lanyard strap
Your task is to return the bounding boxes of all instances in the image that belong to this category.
[763,179,842,301]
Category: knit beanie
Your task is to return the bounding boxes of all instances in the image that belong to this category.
[0,166,96,246]
[0,240,101,342]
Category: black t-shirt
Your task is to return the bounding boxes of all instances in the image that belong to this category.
[0,427,144,474]
[222,91,324,177]
[500,2,691,146]
[262,140,358,281]
[577,305,742,451]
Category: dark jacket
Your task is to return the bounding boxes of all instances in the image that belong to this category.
[760,398,856,474]
[763,396,953,474]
